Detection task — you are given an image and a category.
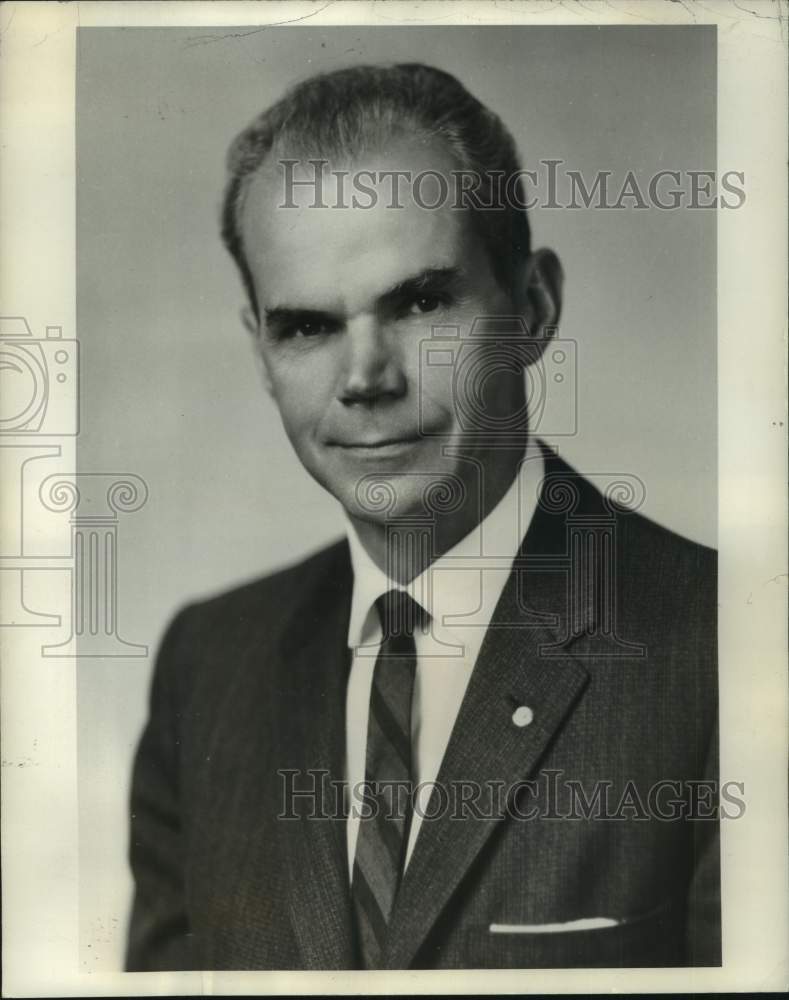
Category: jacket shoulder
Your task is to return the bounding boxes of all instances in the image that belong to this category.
[189,536,348,613]
[614,505,717,594]
[619,505,716,563]
[161,536,351,654]
[536,452,716,614]
[543,450,716,573]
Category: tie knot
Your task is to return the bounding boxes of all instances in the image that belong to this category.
[375,589,426,641]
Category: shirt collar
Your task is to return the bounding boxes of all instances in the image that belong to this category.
[344,438,544,649]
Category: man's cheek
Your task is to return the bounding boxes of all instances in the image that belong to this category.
[271,401,314,454]
[417,367,457,433]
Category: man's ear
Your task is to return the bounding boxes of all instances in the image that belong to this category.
[241,305,274,398]
[515,248,564,353]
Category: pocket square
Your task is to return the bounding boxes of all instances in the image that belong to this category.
[489,917,620,934]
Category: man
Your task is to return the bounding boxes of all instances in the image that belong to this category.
[126,63,719,971]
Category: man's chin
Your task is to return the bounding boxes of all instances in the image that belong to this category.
[339,474,468,527]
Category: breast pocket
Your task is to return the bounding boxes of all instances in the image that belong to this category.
[463,900,686,968]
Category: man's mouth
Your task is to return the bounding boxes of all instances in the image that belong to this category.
[329,436,423,454]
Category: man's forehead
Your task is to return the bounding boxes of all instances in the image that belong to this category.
[250,215,467,315]
[239,139,477,314]
[246,133,461,210]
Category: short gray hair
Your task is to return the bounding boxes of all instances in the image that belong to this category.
[221,63,532,317]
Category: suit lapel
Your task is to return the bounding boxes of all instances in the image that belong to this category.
[383,451,595,969]
[274,544,357,969]
[383,569,588,968]
[266,453,611,969]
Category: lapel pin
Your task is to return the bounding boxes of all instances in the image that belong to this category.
[512,705,534,728]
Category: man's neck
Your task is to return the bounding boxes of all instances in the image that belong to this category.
[347,447,526,585]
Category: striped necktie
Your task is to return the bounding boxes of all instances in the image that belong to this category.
[351,588,423,969]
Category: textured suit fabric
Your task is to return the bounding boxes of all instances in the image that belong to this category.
[126,453,720,971]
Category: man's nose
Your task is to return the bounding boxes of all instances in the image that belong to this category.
[339,316,406,405]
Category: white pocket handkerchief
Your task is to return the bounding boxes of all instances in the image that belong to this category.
[489,917,620,934]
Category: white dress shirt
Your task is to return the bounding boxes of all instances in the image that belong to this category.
[344,439,544,880]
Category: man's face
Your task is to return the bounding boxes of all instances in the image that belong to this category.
[240,138,527,526]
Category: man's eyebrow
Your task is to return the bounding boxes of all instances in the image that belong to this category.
[263,267,463,325]
[263,305,339,326]
[380,267,463,303]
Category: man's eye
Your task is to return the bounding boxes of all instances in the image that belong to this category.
[294,322,325,337]
[407,294,446,316]
[281,319,335,339]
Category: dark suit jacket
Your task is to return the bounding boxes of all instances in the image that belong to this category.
[126,452,720,970]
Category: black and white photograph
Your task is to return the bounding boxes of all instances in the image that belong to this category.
[1,2,786,995]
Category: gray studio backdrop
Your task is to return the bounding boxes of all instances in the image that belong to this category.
[76,25,716,969]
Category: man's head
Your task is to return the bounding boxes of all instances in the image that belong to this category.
[221,63,562,546]
[222,63,536,321]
